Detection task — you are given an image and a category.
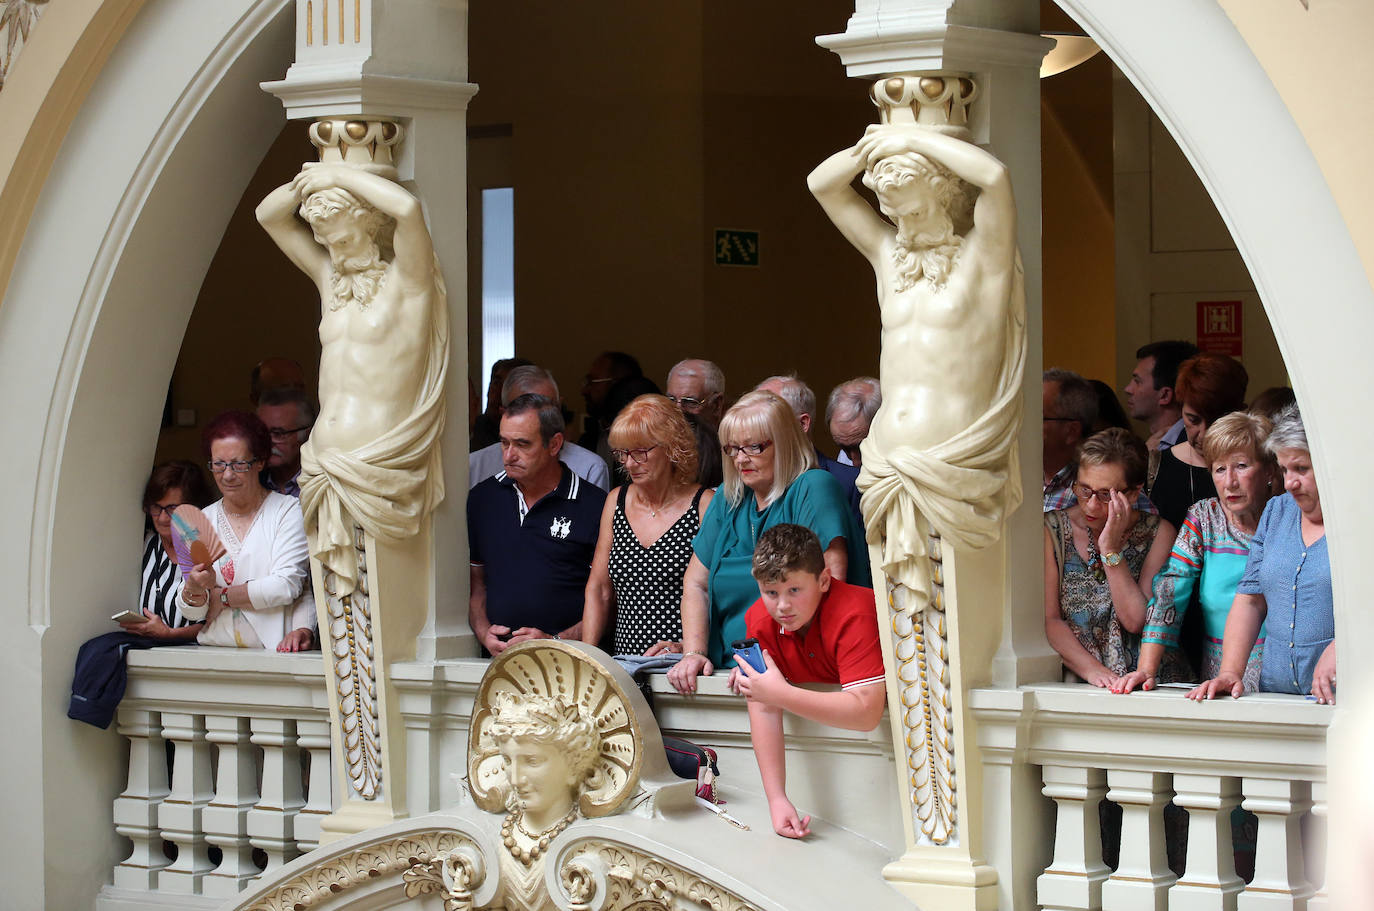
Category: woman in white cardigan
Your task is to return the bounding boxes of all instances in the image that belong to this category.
[178,411,316,651]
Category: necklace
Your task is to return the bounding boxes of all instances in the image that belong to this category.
[501,808,578,865]
[224,490,266,520]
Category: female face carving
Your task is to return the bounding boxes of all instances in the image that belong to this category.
[498,736,578,826]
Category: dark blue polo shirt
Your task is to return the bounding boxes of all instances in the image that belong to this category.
[467,464,605,636]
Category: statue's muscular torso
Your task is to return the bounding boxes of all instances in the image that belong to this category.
[870,232,1012,451]
[312,268,433,453]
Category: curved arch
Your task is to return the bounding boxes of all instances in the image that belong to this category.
[0,1,291,904]
[1057,0,1374,680]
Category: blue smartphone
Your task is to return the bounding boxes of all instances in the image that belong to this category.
[731,638,766,674]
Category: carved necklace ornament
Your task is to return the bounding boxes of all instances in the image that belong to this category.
[502,807,578,865]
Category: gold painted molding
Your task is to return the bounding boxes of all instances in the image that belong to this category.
[0,0,147,309]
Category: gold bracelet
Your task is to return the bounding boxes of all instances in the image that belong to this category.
[684,649,707,657]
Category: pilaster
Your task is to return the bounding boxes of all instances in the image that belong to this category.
[818,3,1050,908]
[258,0,474,841]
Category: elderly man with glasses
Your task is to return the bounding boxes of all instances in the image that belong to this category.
[665,358,727,431]
[256,386,314,498]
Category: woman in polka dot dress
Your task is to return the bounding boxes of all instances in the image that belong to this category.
[581,395,713,655]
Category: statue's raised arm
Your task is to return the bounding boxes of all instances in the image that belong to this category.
[256,155,449,600]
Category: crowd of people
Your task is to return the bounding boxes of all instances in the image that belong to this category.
[93,340,1336,838]
[1043,342,1334,704]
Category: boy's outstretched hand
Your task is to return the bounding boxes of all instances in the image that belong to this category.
[731,650,789,705]
[768,795,812,839]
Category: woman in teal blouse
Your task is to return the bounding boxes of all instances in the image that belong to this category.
[667,390,870,694]
[1115,411,1275,693]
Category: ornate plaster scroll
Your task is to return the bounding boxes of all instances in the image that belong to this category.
[235,827,477,911]
[257,117,449,804]
[325,525,380,798]
[808,75,1026,847]
[0,0,47,93]
[557,839,763,911]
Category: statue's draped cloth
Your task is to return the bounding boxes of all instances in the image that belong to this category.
[858,261,1026,603]
[299,276,449,597]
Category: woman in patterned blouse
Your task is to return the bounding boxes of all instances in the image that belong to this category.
[1115,411,1276,692]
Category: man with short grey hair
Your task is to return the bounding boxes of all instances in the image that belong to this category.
[826,377,881,469]
[756,373,863,528]
[1043,368,1158,515]
[666,358,726,430]
[468,365,610,490]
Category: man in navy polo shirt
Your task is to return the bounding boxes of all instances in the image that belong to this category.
[468,393,606,656]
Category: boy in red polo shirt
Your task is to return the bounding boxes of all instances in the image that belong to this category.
[728,524,886,838]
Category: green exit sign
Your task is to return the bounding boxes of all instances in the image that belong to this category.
[714,229,759,267]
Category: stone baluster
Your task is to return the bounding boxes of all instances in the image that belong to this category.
[112,708,171,889]
[247,717,304,871]
[156,712,214,893]
[202,714,261,897]
[295,717,333,853]
[1238,777,1313,910]
[1037,764,1109,911]
[1308,780,1328,910]
[1101,770,1176,910]
[1171,773,1244,911]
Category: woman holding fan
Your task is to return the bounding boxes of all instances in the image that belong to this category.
[177,411,317,652]
[117,460,215,641]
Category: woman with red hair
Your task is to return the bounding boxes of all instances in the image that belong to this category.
[178,411,316,651]
[1147,353,1249,529]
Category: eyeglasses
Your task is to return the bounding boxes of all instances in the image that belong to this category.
[611,445,658,464]
[722,441,772,458]
[583,375,615,386]
[208,459,258,474]
[667,394,717,411]
[267,424,310,441]
[146,503,183,518]
[1072,482,1133,504]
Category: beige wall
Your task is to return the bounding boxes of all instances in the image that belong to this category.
[1041,55,1115,384]
[1219,0,1374,295]
[155,121,318,465]
[1113,70,1289,406]
[466,0,876,453]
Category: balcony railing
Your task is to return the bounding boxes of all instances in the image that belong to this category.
[973,683,1331,911]
[102,652,1332,910]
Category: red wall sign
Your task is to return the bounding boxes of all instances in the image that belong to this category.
[1196,300,1243,356]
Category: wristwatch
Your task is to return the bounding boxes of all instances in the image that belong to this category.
[220,588,231,607]
[1102,551,1124,567]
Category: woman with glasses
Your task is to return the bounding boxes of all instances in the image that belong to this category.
[118,460,216,641]
[1044,428,1184,688]
[178,411,316,652]
[1115,411,1277,693]
[668,390,870,694]
[580,395,713,656]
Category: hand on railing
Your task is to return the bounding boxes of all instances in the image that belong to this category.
[1111,670,1155,694]
[1187,670,1243,701]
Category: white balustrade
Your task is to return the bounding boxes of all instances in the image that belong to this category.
[111,708,170,890]
[972,684,1331,911]
[106,648,334,904]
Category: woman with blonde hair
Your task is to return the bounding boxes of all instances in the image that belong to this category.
[667,390,869,694]
[580,395,713,655]
[1116,411,1276,692]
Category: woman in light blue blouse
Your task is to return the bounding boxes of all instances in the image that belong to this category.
[1189,404,1336,703]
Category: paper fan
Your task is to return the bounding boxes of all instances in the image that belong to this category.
[170,505,226,579]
